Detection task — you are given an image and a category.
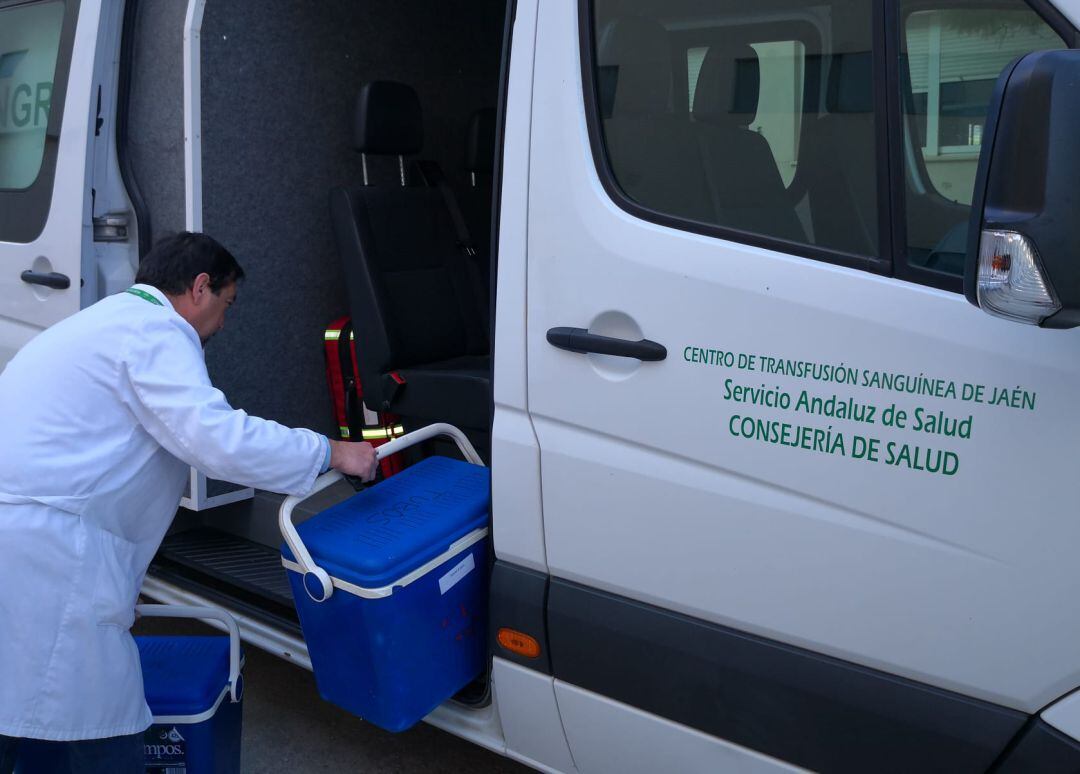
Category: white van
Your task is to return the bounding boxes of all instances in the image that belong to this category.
[2,0,1080,770]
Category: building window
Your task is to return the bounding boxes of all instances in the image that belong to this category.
[901,3,1066,278]
[904,8,1064,205]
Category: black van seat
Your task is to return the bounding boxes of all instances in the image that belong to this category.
[330,81,489,430]
[798,51,879,256]
[394,354,490,430]
[692,44,807,243]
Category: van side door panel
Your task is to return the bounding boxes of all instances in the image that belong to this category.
[526,0,1080,770]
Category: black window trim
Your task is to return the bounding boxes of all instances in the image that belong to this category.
[0,0,81,244]
[578,0,1078,294]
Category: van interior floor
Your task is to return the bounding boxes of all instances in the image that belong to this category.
[155,529,295,610]
[150,528,302,634]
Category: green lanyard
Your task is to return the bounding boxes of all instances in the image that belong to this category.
[125,287,163,306]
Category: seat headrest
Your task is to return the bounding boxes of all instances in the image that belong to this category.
[465,108,496,174]
[597,16,674,117]
[826,51,873,114]
[354,81,423,155]
[692,44,761,129]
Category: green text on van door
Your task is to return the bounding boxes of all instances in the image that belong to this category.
[0,81,52,130]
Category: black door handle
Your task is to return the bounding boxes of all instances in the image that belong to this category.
[21,270,70,290]
[547,327,667,361]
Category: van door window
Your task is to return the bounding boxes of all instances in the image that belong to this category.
[0,0,75,245]
[0,1,65,190]
[590,0,880,262]
[900,3,1066,277]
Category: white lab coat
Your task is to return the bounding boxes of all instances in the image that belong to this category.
[0,284,325,741]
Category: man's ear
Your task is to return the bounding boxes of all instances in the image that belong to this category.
[191,272,212,303]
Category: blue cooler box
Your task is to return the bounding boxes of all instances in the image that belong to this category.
[281,455,490,732]
[136,631,243,773]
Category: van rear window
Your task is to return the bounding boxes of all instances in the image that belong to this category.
[0,1,65,191]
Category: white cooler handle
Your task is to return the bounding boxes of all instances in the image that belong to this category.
[279,423,484,603]
[135,603,244,703]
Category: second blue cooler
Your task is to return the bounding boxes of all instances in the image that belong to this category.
[134,604,245,774]
[281,451,490,732]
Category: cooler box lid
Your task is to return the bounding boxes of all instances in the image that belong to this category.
[136,636,232,716]
[284,456,490,588]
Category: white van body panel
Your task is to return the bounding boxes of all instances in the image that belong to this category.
[1055,0,1080,28]
[82,0,136,308]
[1043,689,1080,741]
[493,658,578,774]
[527,0,1080,713]
[492,408,547,571]
[492,0,548,573]
[553,681,804,774]
[0,0,104,370]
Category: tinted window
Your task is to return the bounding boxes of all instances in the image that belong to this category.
[591,0,879,258]
[688,40,806,188]
[0,1,64,190]
[901,4,1066,277]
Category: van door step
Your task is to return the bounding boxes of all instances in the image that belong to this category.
[155,528,295,610]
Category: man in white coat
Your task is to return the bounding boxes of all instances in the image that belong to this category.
[0,232,378,772]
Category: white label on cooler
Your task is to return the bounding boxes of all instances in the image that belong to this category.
[438,553,475,595]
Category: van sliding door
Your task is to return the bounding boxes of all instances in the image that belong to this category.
[525,0,1080,771]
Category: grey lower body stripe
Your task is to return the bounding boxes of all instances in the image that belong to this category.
[544,577,1027,774]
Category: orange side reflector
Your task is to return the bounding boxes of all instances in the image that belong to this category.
[497,628,541,659]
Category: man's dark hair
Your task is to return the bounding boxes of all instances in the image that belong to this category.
[134,232,245,295]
